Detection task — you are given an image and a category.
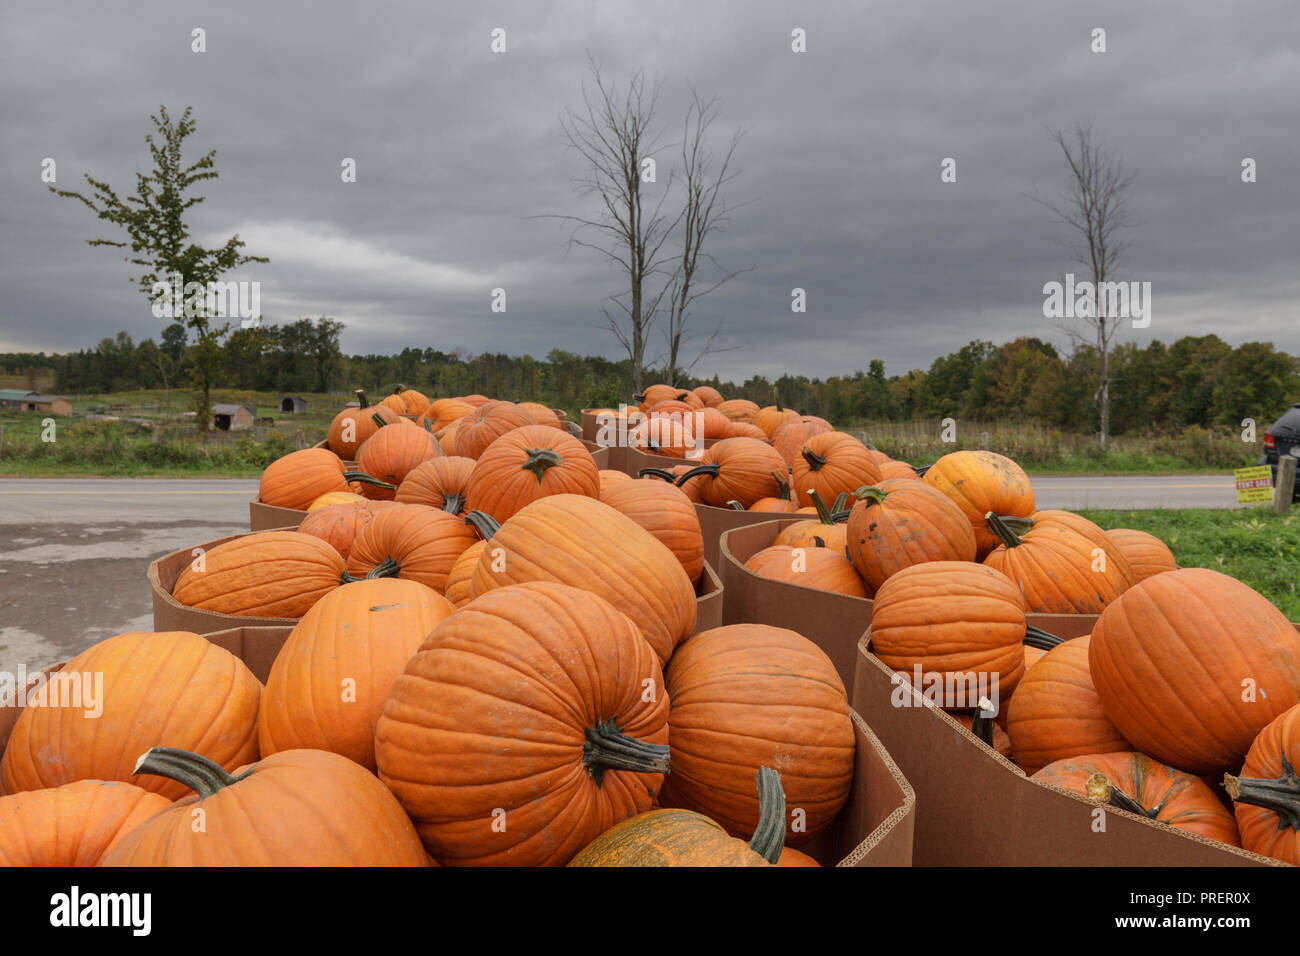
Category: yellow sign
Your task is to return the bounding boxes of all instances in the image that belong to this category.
[1234,466,1274,503]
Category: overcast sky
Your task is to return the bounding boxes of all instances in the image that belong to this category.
[1,0,1296,381]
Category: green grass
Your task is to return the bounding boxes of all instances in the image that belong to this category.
[1080,507,1300,620]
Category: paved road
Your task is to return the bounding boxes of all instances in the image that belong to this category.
[0,474,1244,672]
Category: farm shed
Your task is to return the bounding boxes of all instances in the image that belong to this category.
[212,403,256,431]
[0,390,72,415]
[279,395,307,413]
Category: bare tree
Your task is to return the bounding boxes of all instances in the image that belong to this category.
[539,61,682,394]
[1033,126,1136,449]
[661,89,751,386]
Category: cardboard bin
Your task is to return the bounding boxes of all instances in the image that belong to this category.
[249,499,308,532]
[851,631,1283,867]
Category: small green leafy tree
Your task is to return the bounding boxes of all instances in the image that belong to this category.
[50,105,266,433]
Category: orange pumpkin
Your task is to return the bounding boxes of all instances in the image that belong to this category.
[454,400,535,459]
[374,582,671,866]
[297,499,397,560]
[419,398,474,432]
[326,390,401,460]
[845,479,977,591]
[983,512,1128,614]
[717,398,760,423]
[173,531,345,617]
[691,385,725,408]
[922,450,1035,558]
[790,432,883,508]
[1225,702,1300,864]
[747,470,801,513]
[259,447,394,511]
[466,424,599,523]
[724,420,768,440]
[754,404,799,438]
[674,437,787,509]
[1105,528,1177,583]
[444,540,487,608]
[0,780,172,866]
[346,504,485,593]
[516,401,564,430]
[0,631,261,800]
[356,419,441,500]
[773,490,850,552]
[380,384,429,415]
[599,478,704,584]
[599,468,634,492]
[394,456,475,514]
[744,544,869,598]
[636,384,693,411]
[307,490,365,511]
[1022,510,1135,590]
[878,459,919,481]
[771,418,833,468]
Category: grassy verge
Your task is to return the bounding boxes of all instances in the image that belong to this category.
[1080,507,1300,619]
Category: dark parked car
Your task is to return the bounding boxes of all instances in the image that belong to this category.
[1259,403,1300,499]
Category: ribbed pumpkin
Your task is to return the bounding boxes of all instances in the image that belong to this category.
[380,384,429,415]
[569,768,786,867]
[0,780,172,866]
[754,404,799,438]
[394,456,475,514]
[173,531,344,617]
[346,505,486,593]
[744,544,869,598]
[773,490,850,552]
[438,418,462,456]
[326,390,401,460]
[717,398,760,423]
[516,401,564,429]
[1006,637,1130,774]
[258,579,455,770]
[1089,567,1300,776]
[692,385,725,408]
[599,468,633,491]
[259,447,393,511]
[1032,751,1241,847]
[1021,510,1135,590]
[698,406,731,441]
[468,495,696,665]
[466,425,599,523]
[674,437,787,509]
[356,419,440,500]
[845,479,977,591]
[878,459,919,480]
[100,748,428,866]
[1105,528,1178,583]
[419,398,474,432]
[307,490,365,511]
[454,400,535,459]
[870,562,1029,707]
[748,470,800,513]
[660,624,855,845]
[459,393,492,407]
[297,499,397,560]
[983,512,1128,614]
[599,478,704,584]
[771,418,833,468]
[790,432,883,508]
[923,450,1036,557]
[725,420,768,440]
[1225,702,1300,865]
[374,582,671,865]
[444,540,486,608]
[0,631,261,800]
[637,383,692,411]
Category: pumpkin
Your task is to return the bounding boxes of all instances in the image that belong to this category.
[394,456,476,514]
[569,768,786,867]
[724,420,768,440]
[1089,568,1300,776]
[258,447,393,511]
[465,424,599,523]
[717,398,760,423]
[674,437,787,509]
[636,384,692,411]
[444,540,487,608]
[454,400,535,459]
[346,505,487,593]
[0,780,172,866]
[173,530,345,617]
[0,631,261,800]
[100,747,428,866]
[1006,637,1130,774]
[922,450,1036,557]
[1105,528,1178,583]
[1020,510,1136,590]
[744,544,869,598]
[307,490,365,511]
[773,489,849,552]
[374,582,671,865]
[459,393,492,407]
[258,578,455,771]
[790,432,883,508]
[845,479,977,591]
[692,385,725,408]
[697,406,731,441]
[771,417,833,467]
[777,847,823,867]
[754,404,799,438]
[878,459,919,481]
[419,398,474,432]
[380,384,429,415]
[438,418,463,456]
[870,561,1029,707]
[1032,751,1241,847]
[661,625,854,845]
[355,418,440,499]
[599,468,633,491]
[983,512,1128,614]
[599,478,704,584]
[516,401,564,429]
[326,390,401,460]
[1224,702,1300,864]
[747,470,800,513]
[468,495,695,665]
[297,499,397,560]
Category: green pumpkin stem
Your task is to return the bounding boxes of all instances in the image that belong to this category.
[1224,756,1300,830]
[770,470,791,502]
[1086,773,1165,820]
[1024,626,1065,650]
[985,512,1025,549]
[365,557,401,579]
[638,467,677,482]
[914,463,933,478]
[370,411,390,430]
[748,766,786,864]
[999,515,1035,535]
[355,389,370,409]
[132,747,252,799]
[675,463,719,486]
[441,491,466,515]
[341,470,397,491]
[808,488,837,525]
[854,485,889,507]
[522,448,564,482]
[801,447,827,471]
[464,510,499,540]
[582,719,670,784]
[830,492,849,514]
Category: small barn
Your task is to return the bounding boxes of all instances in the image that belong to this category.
[0,389,29,409]
[212,403,256,431]
[23,394,73,416]
[279,395,307,414]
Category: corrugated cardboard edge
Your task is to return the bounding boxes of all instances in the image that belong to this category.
[148,534,305,634]
[831,710,915,866]
[697,504,791,575]
[852,630,1284,867]
[694,560,724,634]
[249,499,308,532]
[203,625,295,683]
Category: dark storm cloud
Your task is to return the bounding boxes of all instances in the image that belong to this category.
[1,0,1296,382]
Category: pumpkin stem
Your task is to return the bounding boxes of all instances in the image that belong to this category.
[914,463,933,478]
[999,515,1035,535]
[808,488,837,525]
[748,767,786,864]
[370,411,390,430]
[1086,772,1160,820]
[341,470,397,491]
[632,392,646,404]
[853,485,888,507]
[132,747,253,799]
[464,510,499,540]
[1023,626,1065,650]
[675,463,718,486]
[441,491,466,515]
[1224,755,1300,830]
[970,697,998,747]
[565,421,582,439]
[770,470,792,502]
[582,719,670,784]
[355,388,370,409]
[393,384,407,394]
[723,499,746,510]
[830,492,849,514]
[801,447,827,471]
[365,557,401,579]
[522,448,564,483]
[638,467,677,482]
[985,512,1025,549]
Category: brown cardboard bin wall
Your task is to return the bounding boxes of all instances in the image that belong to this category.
[851,631,1284,867]
[249,499,307,532]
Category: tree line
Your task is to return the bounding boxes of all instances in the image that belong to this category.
[3,328,1294,435]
